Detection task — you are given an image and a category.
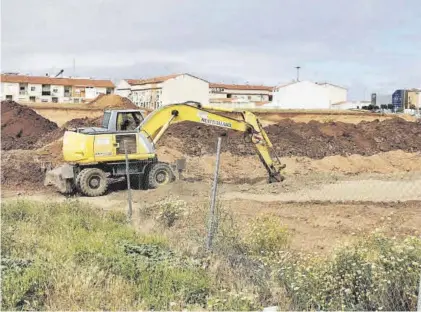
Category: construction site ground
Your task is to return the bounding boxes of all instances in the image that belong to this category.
[2,99,421,255]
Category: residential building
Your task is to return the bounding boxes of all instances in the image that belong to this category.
[209,83,273,102]
[315,82,348,105]
[270,80,348,109]
[115,74,209,109]
[1,74,114,103]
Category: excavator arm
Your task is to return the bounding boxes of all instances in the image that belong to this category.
[139,102,285,182]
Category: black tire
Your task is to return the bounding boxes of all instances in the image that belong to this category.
[75,170,83,192]
[145,163,174,189]
[78,168,108,197]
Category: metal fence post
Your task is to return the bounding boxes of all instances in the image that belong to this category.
[417,272,421,311]
[124,142,133,222]
[206,137,222,251]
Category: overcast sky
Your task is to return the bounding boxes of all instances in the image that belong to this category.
[2,0,420,99]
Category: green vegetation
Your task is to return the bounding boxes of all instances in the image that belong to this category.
[2,200,421,311]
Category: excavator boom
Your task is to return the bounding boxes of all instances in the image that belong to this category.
[138,102,285,182]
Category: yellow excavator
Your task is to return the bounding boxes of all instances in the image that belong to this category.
[44,102,286,196]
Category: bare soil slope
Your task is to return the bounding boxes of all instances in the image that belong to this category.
[1,101,61,150]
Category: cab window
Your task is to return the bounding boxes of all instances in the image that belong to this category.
[116,112,144,131]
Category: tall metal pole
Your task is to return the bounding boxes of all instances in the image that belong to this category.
[295,66,301,82]
[417,272,421,311]
[206,137,222,251]
[124,143,133,222]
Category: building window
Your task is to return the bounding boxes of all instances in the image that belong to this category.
[53,88,58,93]
[29,96,36,102]
[6,95,13,100]
[106,88,112,95]
[74,98,80,104]
[227,94,232,98]
[42,84,51,96]
[248,96,252,100]
[20,86,25,91]
[64,86,71,97]
[31,86,36,91]
[52,97,58,103]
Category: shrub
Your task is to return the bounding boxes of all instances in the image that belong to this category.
[277,234,421,311]
[244,214,290,258]
[143,197,187,227]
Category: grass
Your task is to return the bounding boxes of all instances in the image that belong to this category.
[2,199,421,311]
[1,200,208,310]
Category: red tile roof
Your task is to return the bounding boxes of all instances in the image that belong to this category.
[210,83,274,91]
[1,74,114,88]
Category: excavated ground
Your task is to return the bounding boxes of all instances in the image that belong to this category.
[2,101,421,192]
[160,118,421,158]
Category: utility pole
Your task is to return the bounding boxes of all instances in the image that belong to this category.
[295,66,301,82]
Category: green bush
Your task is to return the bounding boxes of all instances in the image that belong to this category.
[277,234,421,311]
[142,197,187,227]
[244,214,290,257]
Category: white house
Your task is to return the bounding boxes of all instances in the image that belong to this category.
[1,74,114,103]
[209,83,273,102]
[315,82,348,105]
[115,74,209,109]
[270,81,348,109]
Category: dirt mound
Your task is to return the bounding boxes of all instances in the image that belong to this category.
[1,101,60,150]
[63,116,103,129]
[87,94,137,109]
[1,150,49,189]
[159,118,421,159]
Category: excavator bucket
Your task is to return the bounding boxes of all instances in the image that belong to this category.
[44,164,75,194]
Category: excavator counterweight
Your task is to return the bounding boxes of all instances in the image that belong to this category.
[45,102,286,196]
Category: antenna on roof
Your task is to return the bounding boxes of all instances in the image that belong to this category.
[295,66,301,82]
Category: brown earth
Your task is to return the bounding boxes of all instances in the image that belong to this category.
[62,116,103,129]
[87,94,137,109]
[159,118,421,159]
[1,101,61,150]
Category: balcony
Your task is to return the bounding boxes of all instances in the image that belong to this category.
[19,91,28,95]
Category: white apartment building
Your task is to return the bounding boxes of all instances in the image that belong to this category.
[115,74,209,109]
[209,83,273,102]
[1,74,115,103]
[269,80,348,109]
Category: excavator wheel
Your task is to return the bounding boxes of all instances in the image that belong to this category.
[145,162,174,189]
[78,168,108,197]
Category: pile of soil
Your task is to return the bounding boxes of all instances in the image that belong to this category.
[63,116,103,129]
[1,150,48,189]
[159,118,421,159]
[87,94,137,109]
[1,101,60,150]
